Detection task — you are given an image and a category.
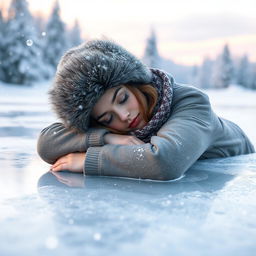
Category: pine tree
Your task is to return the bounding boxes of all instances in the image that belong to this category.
[3,0,44,85]
[0,8,5,81]
[43,1,67,75]
[68,19,83,48]
[212,44,233,88]
[236,54,250,88]
[34,14,45,34]
[197,57,213,89]
[32,14,50,79]
[249,64,256,90]
[143,28,162,68]
[188,65,198,86]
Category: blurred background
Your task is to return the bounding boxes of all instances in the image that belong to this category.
[0,0,256,88]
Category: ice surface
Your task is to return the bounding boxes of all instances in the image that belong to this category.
[0,81,256,256]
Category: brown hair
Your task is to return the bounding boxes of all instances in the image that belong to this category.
[125,84,158,123]
[90,84,158,134]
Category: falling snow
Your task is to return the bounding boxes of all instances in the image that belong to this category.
[78,105,83,110]
[93,233,102,241]
[26,39,33,47]
[45,236,59,249]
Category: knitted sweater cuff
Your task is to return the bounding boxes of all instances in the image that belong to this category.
[84,146,102,176]
[86,129,109,147]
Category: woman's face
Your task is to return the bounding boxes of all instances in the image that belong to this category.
[91,86,147,132]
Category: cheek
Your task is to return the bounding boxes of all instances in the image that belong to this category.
[130,96,140,110]
[108,116,128,131]
[111,121,125,129]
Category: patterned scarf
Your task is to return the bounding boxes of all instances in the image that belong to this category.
[131,68,173,143]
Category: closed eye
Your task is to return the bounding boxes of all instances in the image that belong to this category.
[99,90,128,125]
[119,93,128,104]
[103,115,113,125]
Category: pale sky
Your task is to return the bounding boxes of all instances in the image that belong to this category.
[2,0,256,65]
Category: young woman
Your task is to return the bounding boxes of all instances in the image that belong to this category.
[37,39,255,181]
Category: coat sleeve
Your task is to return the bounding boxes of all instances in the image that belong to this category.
[37,122,109,164]
[84,86,215,180]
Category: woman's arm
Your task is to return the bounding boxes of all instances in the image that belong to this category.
[37,122,109,164]
[51,85,216,180]
[85,85,216,180]
[50,134,145,172]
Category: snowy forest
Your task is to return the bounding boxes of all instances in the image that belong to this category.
[0,0,256,90]
[144,30,256,90]
[0,0,83,85]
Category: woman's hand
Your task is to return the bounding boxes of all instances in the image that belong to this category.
[104,134,145,145]
[51,153,86,173]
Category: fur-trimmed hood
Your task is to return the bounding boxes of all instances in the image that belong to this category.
[49,39,152,132]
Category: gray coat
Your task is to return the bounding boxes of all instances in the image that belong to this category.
[37,82,255,180]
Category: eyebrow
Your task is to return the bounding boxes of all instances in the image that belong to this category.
[96,87,122,121]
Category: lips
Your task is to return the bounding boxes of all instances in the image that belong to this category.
[129,114,140,129]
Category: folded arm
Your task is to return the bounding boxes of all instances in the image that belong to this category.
[83,87,215,180]
[37,122,109,164]
[43,85,216,181]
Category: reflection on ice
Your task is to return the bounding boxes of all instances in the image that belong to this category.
[1,153,254,256]
[0,126,39,137]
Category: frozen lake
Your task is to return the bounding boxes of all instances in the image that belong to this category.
[0,82,256,256]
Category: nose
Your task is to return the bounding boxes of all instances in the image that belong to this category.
[117,108,130,121]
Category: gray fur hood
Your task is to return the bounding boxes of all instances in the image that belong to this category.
[49,39,152,132]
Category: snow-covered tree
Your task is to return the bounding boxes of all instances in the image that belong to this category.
[212,44,233,88]
[143,28,162,69]
[43,1,67,75]
[3,0,44,85]
[160,58,192,84]
[34,14,45,34]
[188,65,199,86]
[196,57,214,89]
[0,8,5,81]
[32,14,51,79]
[236,54,250,88]
[68,19,83,48]
[249,64,256,90]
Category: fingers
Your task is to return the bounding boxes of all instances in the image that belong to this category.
[132,139,141,145]
[51,154,72,172]
[50,153,85,173]
[51,162,68,172]
[51,156,69,172]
